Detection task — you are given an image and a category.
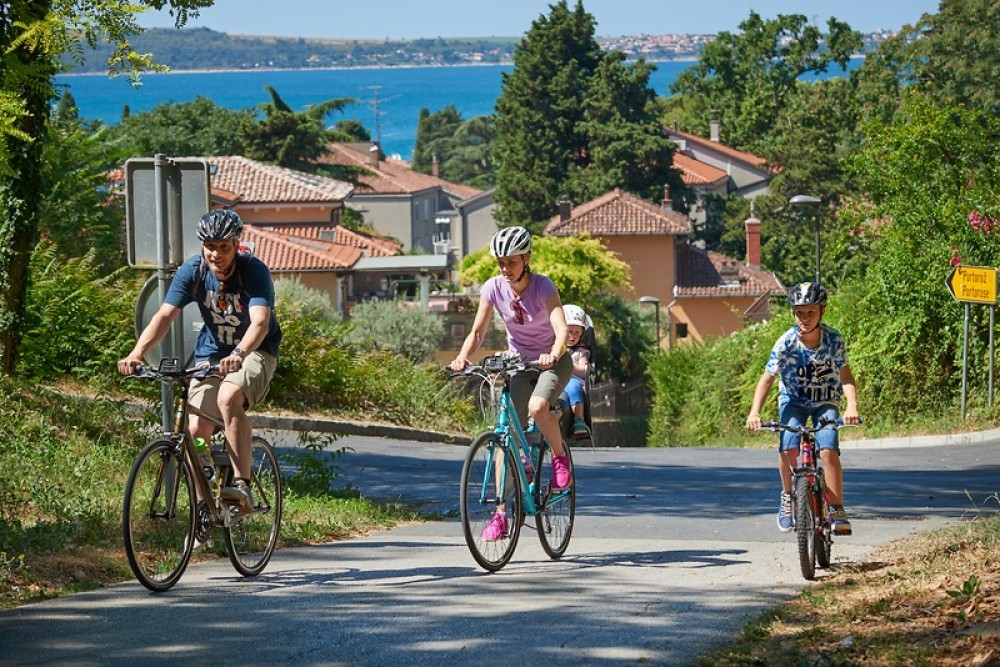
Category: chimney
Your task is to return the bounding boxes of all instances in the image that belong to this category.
[710,110,720,143]
[661,184,672,211]
[745,209,761,268]
[557,194,572,222]
[431,153,439,177]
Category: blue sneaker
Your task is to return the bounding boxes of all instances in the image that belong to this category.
[777,491,793,532]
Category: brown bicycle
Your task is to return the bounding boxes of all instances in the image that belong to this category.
[122,358,282,592]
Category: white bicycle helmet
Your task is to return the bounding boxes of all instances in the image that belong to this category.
[563,304,592,329]
[490,226,532,257]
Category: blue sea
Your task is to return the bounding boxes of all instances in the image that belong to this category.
[55,60,859,160]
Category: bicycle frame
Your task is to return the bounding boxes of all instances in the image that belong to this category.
[167,379,234,528]
[490,387,543,516]
[138,363,265,530]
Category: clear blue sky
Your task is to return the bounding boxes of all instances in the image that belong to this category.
[139,0,941,39]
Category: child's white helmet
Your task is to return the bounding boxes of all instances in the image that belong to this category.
[563,304,591,328]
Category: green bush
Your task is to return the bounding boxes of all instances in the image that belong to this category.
[647,312,788,446]
[343,299,444,363]
[18,244,141,386]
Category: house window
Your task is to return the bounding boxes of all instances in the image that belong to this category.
[676,322,688,339]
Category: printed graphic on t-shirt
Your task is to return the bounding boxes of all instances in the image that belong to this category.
[202,286,244,346]
[765,325,847,409]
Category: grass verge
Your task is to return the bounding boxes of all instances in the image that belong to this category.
[698,509,1000,666]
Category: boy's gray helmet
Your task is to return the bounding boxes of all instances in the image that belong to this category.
[787,282,828,307]
[490,226,532,257]
[196,209,244,242]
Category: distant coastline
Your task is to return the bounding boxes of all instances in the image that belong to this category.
[59,57,704,78]
[66,26,888,75]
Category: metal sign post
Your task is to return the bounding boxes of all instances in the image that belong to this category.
[946,265,998,416]
[125,155,211,431]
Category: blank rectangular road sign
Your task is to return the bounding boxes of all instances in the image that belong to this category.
[125,158,211,268]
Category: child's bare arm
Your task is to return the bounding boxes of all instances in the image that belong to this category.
[840,364,860,424]
[746,373,775,430]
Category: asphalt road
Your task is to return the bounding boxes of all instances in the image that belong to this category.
[2,432,999,666]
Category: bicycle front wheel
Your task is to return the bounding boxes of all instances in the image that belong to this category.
[794,476,817,580]
[460,432,522,572]
[123,440,196,592]
[224,436,283,576]
[535,440,575,558]
[816,477,833,569]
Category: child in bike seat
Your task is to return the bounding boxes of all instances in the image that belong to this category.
[559,304,592,438]
[744,282,860,536]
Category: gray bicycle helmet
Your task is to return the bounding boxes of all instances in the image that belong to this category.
[787,282,828,307]
[196,209,244,242]
[490,226,532,257]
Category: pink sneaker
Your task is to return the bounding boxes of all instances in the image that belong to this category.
[481,512,508,541]
[552,455,572,489]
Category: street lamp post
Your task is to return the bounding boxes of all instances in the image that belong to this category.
[639,295,661,353]
[789,194,822,284]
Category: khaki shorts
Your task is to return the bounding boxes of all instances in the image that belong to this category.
[509,353,573,426]
[189,351,277,420]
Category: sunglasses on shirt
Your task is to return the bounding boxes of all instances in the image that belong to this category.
[217,282,229,313]
[511,298,526,325]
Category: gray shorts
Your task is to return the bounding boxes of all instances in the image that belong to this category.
[509,353,573,425]
[189,351,277,420]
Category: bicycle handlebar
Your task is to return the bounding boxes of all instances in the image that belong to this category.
[758,417,862,434]
[129,363,221,384]
[445,354,541,380]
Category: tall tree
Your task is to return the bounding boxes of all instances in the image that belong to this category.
[412,106,496,187]
[0,0,213,374]
[853,0,1000,125]
[237,84,359,172]
[492,1,595,230]
[567,51,683,207]
[669,12,861,153]
[843,92,1000,417]
[107,96,253,157]
[493,1,680,231]
[0,3,190,373]
[412,105,462,172]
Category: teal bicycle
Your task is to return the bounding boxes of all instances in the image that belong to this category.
[454,353,576,572]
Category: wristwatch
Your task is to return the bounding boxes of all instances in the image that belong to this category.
[232,347,246,359]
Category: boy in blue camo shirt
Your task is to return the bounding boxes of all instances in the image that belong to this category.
[745,282,860,535]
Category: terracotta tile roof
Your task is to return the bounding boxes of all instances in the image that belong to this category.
[242,225,359,271]
[208,156,354,204]
[258,223,402,258]
[544,188,692,236]
[668,128,768,168]
[673,152,728,188]
[675,243,785,298]
[318,142,482,199]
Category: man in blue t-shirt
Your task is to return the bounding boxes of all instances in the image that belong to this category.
[118,209,282,511]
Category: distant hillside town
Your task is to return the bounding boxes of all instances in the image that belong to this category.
[66,27,904,73]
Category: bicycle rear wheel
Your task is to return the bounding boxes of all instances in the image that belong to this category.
[224,436,283,576]
[535,440,575,558]
[123,440,196,592]
[794,476,817,580]
[460,432,522,572]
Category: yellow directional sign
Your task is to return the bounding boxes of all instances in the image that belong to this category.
[947,265,997,304]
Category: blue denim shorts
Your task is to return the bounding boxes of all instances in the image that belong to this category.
[777,403,840,453]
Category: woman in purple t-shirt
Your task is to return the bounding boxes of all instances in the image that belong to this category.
[450,226,573,540]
